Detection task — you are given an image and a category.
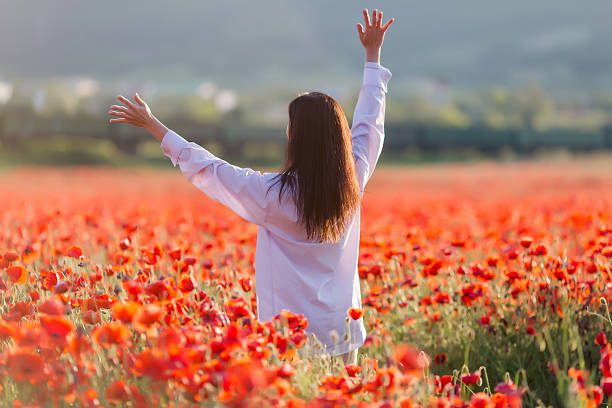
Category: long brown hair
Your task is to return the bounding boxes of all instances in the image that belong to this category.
[268,92,360,243]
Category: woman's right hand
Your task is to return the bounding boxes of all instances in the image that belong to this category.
[356,9,394,64]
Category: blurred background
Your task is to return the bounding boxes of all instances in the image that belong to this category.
[1,0,611,167]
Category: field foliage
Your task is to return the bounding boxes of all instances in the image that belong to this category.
[1,162,612,407]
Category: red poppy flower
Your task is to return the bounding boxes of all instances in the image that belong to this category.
[225,298,251,320]
[7,265,28,284]
[434,352,447,365]
[345,365,362,377]
[601,350,612,377]
[435,374,453,394]
[40,314,74,347]
[596,331,608,347]
[184,255,197,265]
[590,385,604,407]
[477,315,490,326]
[392,343,429,375]
[66,246,84,259]
[461,370,481,385]
[469,392,494,407]
[54,281,71,294]
[168,248,182,261]
[132,304,163,332]
[177,274,196,292]
[519,237,534,248]
[347,308,364,320]
[277,363,297,378]
[112,301,142,324]
[0,320,16,340]
[530,244,548,256]
[38,297,65,316]
[106,379,130,402]
[4,250,20,263]
[93,322,130,346]
[239,277,252,292]
[602,377,612,396]
[6,348,47,384]
[145,280,171,299]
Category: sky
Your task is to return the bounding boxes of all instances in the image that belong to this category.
[0,1,611,93]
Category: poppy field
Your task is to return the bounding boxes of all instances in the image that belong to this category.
[2,160,612,407]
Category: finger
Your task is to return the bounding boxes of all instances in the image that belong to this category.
[134,92,146,107]
[109,118,129,123]
[109,110,127,117]
[356,23,364,37]
[377,11,383,27]
[110,105,129,112]
[372,10,378,27]
[117,95,135,109]
[363,9,370,27]
[382,18,394,32]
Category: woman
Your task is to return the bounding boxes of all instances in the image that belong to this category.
[109,8,393,365]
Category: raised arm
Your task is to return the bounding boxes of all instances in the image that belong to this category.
[351,9,393,192]
[109,95,270,226]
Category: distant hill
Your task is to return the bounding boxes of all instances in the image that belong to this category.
[1,0,611,92]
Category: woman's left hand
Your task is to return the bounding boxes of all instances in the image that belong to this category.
[109,94,168,142]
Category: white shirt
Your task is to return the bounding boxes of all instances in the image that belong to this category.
[161,62,392,356]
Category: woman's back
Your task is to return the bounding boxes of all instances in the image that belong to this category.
[255,171,365,355]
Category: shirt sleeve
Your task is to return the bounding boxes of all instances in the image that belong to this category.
[350,62,392,193]
[160,129,270,225]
